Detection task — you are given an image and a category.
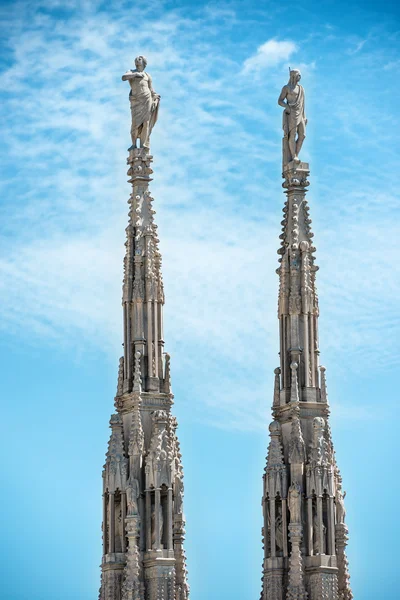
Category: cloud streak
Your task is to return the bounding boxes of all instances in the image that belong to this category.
[242,39,297,74]
[0,2,399,431]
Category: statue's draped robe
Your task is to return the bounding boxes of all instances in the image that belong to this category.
[282,84,306,135]
[129,71,159,136]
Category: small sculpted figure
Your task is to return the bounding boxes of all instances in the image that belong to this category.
[336,489,346,524]
[275,513,284,552]
[278,69,307,165]
[313,511,327,555]
[288,481,302,524]
[126,478,140,515]
[151,502,164,549]
[174,476,184,515]
[122,56,160,151]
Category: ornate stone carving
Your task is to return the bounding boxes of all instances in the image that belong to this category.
[100,73,189,600]
[117,357,124,397]
[288,482,302,524]
[104,414,128,493]
[145,411,172,489]
[121,516,142,600]
[126,479,140,516]
[273,368,281,407]
[336,524,353,600]
[336,489,346,525]
[308,417,328,468]
[259,71,351,600]
[307,573,339,600]
[122,56,160,151]
[287,523,308,600]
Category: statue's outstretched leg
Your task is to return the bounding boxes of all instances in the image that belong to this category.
[288,130,296,162]
[129,126,138,151]
[295,122,306,159]
[140,121,150,150]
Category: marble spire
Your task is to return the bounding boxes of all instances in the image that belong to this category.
[99,61,189,600]
[259,73,352,600]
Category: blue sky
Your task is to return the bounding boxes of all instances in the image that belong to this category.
[0,0,399,598]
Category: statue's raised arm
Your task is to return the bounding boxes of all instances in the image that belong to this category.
[122,55,160,152]
[279,69,307,167]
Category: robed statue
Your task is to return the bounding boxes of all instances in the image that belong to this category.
[122,56,160,151]
[126,477,140,516]
[278,69,307,166]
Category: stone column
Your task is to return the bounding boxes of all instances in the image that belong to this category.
[269,496,276,557]
[145,490,152,552]
[317,495,324,554]
[103,493,108,556]
[122,515,141,600]
[263,497,269,559]
[287,523,308,600]
[121,492,127,554]
[109,492,115,554]
[174,514,189,600]
[282,498,288,557]
[336,524,353,600]
[328,496,336,556]
[154,488,161,549]
[307,497,313,556]
[167,488,173,551]
[146,296,153,379]
[153,300,159,380]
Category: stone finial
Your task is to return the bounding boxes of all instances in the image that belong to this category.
[265,421,287,500]
[116,356,124,397]
[132,351,142,393]
[104,414,128,493]
[320,365,328,403]
[290,362,300,404]
[266,421,284,468]
[273,367,281,407]
[164,353,171,393]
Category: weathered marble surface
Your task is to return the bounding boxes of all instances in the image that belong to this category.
[278,69,307,166]
[122,56,160,151]
[260,75,352,600]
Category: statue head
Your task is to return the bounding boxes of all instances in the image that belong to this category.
[135,55,147,71]
[288,69,301,85]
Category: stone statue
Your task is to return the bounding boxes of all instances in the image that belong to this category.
[275,513,284,552]
[336,489,346,524]
[126,478,140,516]
[288,481,302,524]
[174,476,184,515]
[313,511,327,555]
[151,502,164,549]
[278,69,307,165]
[122,56,160,151]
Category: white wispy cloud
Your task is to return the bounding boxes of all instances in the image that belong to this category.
[0,2,398,431]
[242,39,297,74]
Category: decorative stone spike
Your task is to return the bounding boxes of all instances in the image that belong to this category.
[320,366,328,403]
[100,59,188,600]
[290,362,300,404]
[259,71,351,600]
[273,368,281,408]
[336,524,353,600]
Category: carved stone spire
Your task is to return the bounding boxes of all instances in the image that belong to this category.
[100,67,189,600]
[103,414,128,494]
[259,71,351,600]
